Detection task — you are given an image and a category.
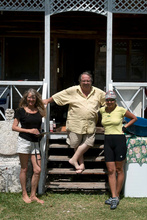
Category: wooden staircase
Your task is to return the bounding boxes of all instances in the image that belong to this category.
[45,131,108,192]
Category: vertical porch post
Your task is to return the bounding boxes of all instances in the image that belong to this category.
[38,0,50,194]
[106,0,113,91]
[45,0,51,119]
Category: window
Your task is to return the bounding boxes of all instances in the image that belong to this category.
[113,40,147,82]
[130,41,145,81]
[5,37,40,80]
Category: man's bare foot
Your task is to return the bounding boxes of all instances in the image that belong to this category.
[22,195,32,204]
[76,169,84,174]
[69,158,81,170]
[30,196,44,204]
[79,164,85,171]
[76,164,85,174]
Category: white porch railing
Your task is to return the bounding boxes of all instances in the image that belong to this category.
[109,82,147,118]
[0,80,43,120]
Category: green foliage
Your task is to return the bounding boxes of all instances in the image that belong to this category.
[0,192,147,220]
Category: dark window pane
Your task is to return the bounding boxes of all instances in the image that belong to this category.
[131,55,144,66]
[113,40,147,82]
[114,55,127,66]
[5,38,39,80]
[130,66,144,81]
[114,41,127,53]
[114,67,127,80]
[132,41,144,52]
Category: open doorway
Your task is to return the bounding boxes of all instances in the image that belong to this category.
[57,38,95,90]
[50,38,96,124]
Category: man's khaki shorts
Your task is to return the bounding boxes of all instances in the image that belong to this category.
[17,136,40,154]
[66,131,95,148]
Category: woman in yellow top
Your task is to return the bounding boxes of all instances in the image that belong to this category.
[99,90,137,210]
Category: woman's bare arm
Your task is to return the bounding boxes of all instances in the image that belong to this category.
[124,110,137,128]
[12,118,40,135]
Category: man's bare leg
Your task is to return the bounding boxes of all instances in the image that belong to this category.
[69,143,90,172]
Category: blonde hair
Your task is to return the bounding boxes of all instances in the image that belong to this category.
[19,88,46,117]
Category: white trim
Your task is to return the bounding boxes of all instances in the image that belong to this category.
[106,0,113,91]
[112,82,147,87]
[45,0,50,121]
[38,80,48,195]
[0,81,43,86]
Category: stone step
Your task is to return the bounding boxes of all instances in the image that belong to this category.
[47,168,107,175]
[48,155,105,162]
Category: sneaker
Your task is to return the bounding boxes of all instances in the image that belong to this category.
[105,197,113,205]
[110,197,119,210]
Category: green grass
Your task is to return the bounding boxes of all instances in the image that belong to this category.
[0,192,147,220]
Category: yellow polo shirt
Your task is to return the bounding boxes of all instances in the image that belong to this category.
[52,85,105,134]
[99,105,127,134]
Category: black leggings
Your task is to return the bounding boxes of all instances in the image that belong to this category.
[104,135,127,162]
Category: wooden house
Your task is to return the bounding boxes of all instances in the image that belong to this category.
[0,0,147,193]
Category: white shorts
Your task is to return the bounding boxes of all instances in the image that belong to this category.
[17,136,40,154]
[66,131,95,148]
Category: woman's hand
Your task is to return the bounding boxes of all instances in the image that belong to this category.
[29,128,40,135]
[122,126,128,133]
[12,120,41,136]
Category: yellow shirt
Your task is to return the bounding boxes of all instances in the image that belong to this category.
[99,105,127,135]
[52,85,105,134]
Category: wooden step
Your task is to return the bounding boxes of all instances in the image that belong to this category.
[47,133,106,192]
[47,168,107,175]
[49,143,104,149]
[46,181,108,190]
[49,144,70,148]
[48,155,105,162]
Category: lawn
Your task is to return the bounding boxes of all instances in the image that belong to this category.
[0,191,147,220]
